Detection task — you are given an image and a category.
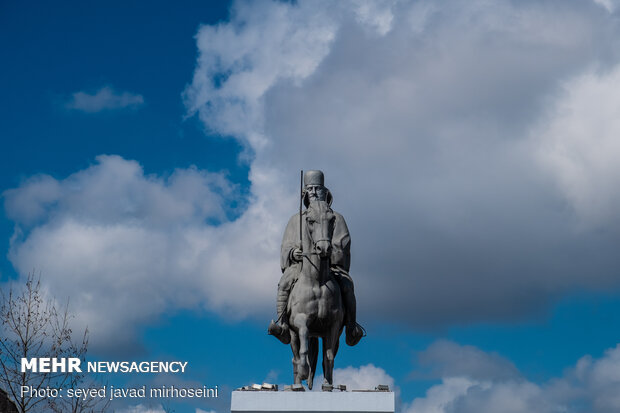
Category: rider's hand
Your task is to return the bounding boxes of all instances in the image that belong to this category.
[292,248,303,262]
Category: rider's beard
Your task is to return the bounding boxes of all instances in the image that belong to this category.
[308,191,326,202]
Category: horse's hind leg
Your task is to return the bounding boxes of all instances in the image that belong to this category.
[308,337,318,390]
[290,330,301,385]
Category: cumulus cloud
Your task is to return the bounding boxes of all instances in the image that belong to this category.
[4,155,284,350]
[117,404,165,413]
[315,364,398,406]
[406,377,475,413]
[332,364,396,391]
[571,344,620,411]
[183,0,340,151]
[66,86,144,113]
[534,65,620,228]
[592,0,620,13]
[405,341,620,413]
[7,0,620,348]
[414,340,520,382]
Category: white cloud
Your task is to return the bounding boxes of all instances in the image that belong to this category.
[592,0,620,13]
[415,340,520,382]
[66,86,144,113]
[4,155,285,350]
[4,174,61,226]
[332,364,396,391]
[349,0,397,36]
[117,404,165,413]
[535,65,620,228]
[571,344,620,412]
[183,0,339,151]
[405,341,620,413]
[405,377,479,413]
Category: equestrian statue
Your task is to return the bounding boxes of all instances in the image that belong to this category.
[268,170,365,389]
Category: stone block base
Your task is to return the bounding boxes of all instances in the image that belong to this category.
[231,390,395,413]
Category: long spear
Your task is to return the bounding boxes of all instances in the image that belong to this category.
[299,170,303,247]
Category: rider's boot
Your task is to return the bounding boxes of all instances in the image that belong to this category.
[268,290,291,344]
[346,322,364,346]
[343,289,365,346]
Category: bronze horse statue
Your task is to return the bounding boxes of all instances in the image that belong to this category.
[287,199,344,389]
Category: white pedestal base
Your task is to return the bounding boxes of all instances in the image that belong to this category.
[231,391,395,413]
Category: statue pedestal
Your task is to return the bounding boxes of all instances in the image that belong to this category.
[231,390,395,413]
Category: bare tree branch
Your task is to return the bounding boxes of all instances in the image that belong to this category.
[0,272,109,413]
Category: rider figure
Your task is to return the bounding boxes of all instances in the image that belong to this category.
[268,170,365,346]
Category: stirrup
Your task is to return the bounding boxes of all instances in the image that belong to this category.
[268,319,291,344]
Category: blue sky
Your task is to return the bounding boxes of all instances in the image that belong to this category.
[3,1,620,412]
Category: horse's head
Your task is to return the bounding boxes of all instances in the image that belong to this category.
[305,200,335,260]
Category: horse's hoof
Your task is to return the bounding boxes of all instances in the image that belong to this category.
[292,383,305,392]
[322,383,333,392]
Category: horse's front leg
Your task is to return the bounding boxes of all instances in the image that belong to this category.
[293,313,309,381]
[308,337,319,390]
[289,329,301,385]
[322,323,341,386]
